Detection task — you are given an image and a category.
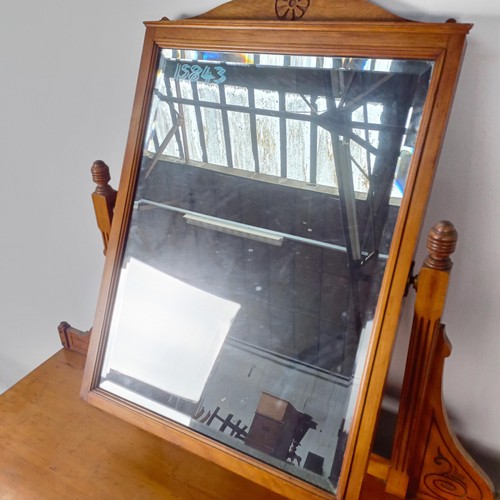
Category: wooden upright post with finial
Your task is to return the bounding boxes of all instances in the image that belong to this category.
[56,161,117,355]
[91,160,117,254]
[384,221,494,499]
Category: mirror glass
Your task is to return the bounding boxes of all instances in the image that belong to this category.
[98,49,433,492]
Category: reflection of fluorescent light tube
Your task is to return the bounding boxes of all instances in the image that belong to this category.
[183,213,283,247]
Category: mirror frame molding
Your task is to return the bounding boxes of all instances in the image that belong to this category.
[81,1,471,498]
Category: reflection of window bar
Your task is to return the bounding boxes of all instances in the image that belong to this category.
[248,87,260,173]
[279,90,287,178]
[219,84,233,168]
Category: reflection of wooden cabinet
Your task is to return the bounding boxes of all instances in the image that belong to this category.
[245,392,301,460]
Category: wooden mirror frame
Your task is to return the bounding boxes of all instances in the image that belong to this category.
[81,1,471,498]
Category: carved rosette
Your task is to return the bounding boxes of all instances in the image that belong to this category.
[275,0,311,20]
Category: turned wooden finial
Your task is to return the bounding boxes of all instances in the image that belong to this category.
[424,220,458,271]
[91,160,114,195]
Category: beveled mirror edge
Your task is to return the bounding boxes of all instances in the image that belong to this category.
[80,3,472,498]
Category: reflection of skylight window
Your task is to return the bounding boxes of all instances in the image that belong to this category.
[196,81,220,103]
[225,85,249,107]
[146,51,430,205]
[254,89,279,111]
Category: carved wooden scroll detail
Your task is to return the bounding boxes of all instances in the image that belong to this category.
[424,446,472,498]
[275,0,311,20]
[414,327,494,500]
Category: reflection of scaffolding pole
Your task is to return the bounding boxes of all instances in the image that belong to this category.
[162,71,185,161]
[330,131,363,338]
[329,130,361,266]
[145,117,181,179]
[327,76,365,340]
[337,138,361,262]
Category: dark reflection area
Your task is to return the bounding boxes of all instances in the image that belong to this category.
[100,51,433,492]
[128,161,392,376]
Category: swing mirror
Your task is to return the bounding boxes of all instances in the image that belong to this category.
[82,1,470,498]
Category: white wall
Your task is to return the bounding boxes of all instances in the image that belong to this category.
[376,0,500,485]
[0,0,220,392]
[0,0,498,489]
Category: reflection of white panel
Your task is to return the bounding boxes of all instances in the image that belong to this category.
[100,380,192,426]
[102,258,240,403]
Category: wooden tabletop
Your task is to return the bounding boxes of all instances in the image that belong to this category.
[0,349,286,500]
[0,348,395,499]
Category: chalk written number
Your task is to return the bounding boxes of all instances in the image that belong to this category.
[174,63,227,84]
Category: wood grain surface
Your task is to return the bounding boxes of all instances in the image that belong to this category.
[0,349,287,499]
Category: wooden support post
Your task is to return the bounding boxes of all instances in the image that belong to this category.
[59,160,117,354]
[91,160,117,254]
[385,221,494,499]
